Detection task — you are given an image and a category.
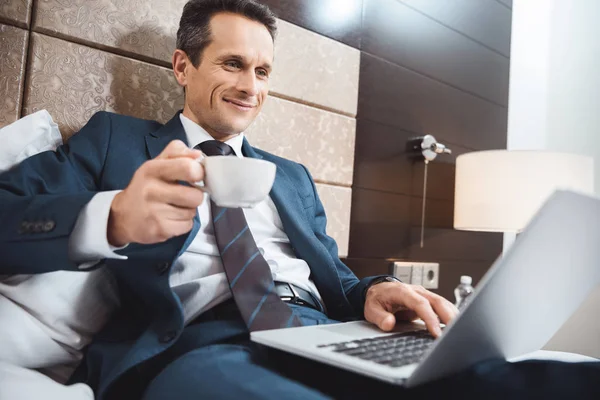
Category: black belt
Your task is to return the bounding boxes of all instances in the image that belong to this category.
[274,281,323,312]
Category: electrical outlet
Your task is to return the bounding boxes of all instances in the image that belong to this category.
[421,263,439,289]
[392,263,412,282]
[392,261,440,289]
[411,264,424,286]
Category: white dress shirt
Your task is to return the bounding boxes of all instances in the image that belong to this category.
[69,114,323,323]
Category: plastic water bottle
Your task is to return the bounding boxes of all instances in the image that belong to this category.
[454,275,474,310]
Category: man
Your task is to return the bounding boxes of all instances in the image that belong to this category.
[0,1,598,399]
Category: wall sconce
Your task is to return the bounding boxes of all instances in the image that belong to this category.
[407,135,453,247]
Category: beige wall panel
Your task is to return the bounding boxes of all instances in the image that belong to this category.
[0,0,31,28]
[0,24,27,128]
[245,96,355,187]
[271,20,360,117]
[315,184,351,258]
[32,3,360,115]
[23,33,183,139]
[33,0,185,64]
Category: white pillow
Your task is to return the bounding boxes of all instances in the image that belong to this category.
[0,111,119,398]
[0,361,93,400]
[0,110,62,172]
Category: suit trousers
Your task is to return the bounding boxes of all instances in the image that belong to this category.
[111,300,600,400]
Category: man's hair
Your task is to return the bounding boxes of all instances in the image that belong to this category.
[176,0,277,67]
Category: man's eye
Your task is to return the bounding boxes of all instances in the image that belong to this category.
[225,61,241,69]
[256,69,268,78]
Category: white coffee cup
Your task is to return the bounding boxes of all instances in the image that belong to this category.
[194,156,277,208]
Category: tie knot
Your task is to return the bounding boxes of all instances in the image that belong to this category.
[195,140,235,156]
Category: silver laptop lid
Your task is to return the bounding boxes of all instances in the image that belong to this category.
[408,190,600,386]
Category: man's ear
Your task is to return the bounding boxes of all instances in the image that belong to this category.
[172,49,190,88]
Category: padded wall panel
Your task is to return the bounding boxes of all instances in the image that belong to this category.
[0,24,27,128]
[0,0,31,28]
[271,20,359,116]
[33,0,184,65]
[246,96,356,187]
[23,33,183,139]
[316,183,352,258]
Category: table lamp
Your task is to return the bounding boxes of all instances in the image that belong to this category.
[454,150,594,255]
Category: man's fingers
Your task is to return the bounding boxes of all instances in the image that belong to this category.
[147,158,204,183]
[156,140,203,160]
[413,286,459,325]
[152,182,205,209]
[157,203,198,221]
[401,291,442,337]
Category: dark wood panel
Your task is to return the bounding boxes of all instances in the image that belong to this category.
[342,257,393,280]
[348,188,411,259]
[408,228,502,262]
[353,120,416,196]
[349,189,502,260]
[409,197,454,229]
[358,53,508,150]
[410,158,460,203]
[399,0,512,57]
[353,118,473,200]
[362,0,510,106]
[258,0,362,49]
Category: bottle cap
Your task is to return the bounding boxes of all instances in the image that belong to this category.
[460,275,472,285]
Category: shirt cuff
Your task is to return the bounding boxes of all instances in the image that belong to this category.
[68,190,128,268]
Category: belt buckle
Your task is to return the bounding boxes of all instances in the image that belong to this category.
[280,282,318,310]
[285,283,307,307]
[287,282,300,300]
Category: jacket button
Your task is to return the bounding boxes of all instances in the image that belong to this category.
[18,221,32,234]
[156,262,170,275]
[42,221,56,232]
[160,330,178,344]
[33,222,44,233]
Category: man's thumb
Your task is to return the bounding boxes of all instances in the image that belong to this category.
[370,306,396,331]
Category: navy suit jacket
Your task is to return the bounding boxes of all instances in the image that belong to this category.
[0,111,383,398]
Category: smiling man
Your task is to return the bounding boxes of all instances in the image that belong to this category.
[172,9,272,142]
[1,0,599,399]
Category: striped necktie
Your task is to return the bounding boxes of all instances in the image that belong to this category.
[196,140,302,331]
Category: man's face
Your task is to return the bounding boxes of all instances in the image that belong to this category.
[178,12,274,140]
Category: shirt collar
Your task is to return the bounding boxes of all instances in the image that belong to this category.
[179,114,244,158]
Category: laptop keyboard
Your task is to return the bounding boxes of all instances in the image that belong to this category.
[316,330,436,368]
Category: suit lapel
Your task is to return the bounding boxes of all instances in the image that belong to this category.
[241,138,263,159]
[145,111,189,159]
[145,112,200,255]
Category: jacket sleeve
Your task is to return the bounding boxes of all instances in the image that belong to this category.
[300,165,387,319]
[0,111,113,274]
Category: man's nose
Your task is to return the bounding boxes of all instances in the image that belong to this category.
[236,70,260,96]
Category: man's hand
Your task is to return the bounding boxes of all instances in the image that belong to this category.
[108,140,205,246]
[364,281,459,338]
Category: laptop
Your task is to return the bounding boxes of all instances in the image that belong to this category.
[251,190,600,387]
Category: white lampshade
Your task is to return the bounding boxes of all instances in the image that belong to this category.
[454,150,594,232]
